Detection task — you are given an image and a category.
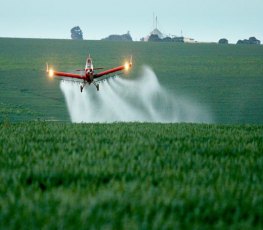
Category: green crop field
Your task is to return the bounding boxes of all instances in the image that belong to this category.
[0,122,262,229]
[0,38,263,123]
[0,38,263,229]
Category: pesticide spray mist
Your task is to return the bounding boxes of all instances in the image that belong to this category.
[60,66,212,123]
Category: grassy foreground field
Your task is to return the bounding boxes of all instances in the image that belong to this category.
[0,122,262,229]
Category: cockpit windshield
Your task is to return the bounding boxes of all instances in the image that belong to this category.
[85,57,93,70]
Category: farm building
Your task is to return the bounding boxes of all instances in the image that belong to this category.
[140,16,195,43]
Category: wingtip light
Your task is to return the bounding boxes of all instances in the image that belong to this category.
[48,69,54,78]
[124,62,130,71]
[124,57,133,71]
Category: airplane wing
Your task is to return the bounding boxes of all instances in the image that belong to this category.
[46,64,86,80]
[50,70,85,80]
[94,58,132,79]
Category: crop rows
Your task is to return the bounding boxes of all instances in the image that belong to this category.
[0,122,262,229]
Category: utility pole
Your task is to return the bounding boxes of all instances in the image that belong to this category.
[153,13,155,30]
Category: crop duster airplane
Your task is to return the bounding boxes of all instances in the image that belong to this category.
[46,55,132,92]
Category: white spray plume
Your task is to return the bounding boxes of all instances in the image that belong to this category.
[60,65,212,123]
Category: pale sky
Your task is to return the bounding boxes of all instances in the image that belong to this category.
[0,0,262,43]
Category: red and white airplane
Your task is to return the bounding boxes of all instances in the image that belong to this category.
[46,55,132,92]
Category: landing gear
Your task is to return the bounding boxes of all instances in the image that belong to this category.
[80,81,88,93]
[80,81,99,92]
[93,82,99,91]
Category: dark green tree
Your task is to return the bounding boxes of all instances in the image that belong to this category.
[249,37,261,45]
[148,34,162,42]
[218,38,228,44]
[237,37,260,45]
[71,26,83,40]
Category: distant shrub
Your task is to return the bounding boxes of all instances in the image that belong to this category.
[148,34,162,42]
[218,38,228,44]
[102,32,133,41]
[162,37,172,42]
[237,37,260,45]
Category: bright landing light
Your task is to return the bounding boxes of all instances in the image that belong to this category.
[124,62,130,71]
[48,69,54,78]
